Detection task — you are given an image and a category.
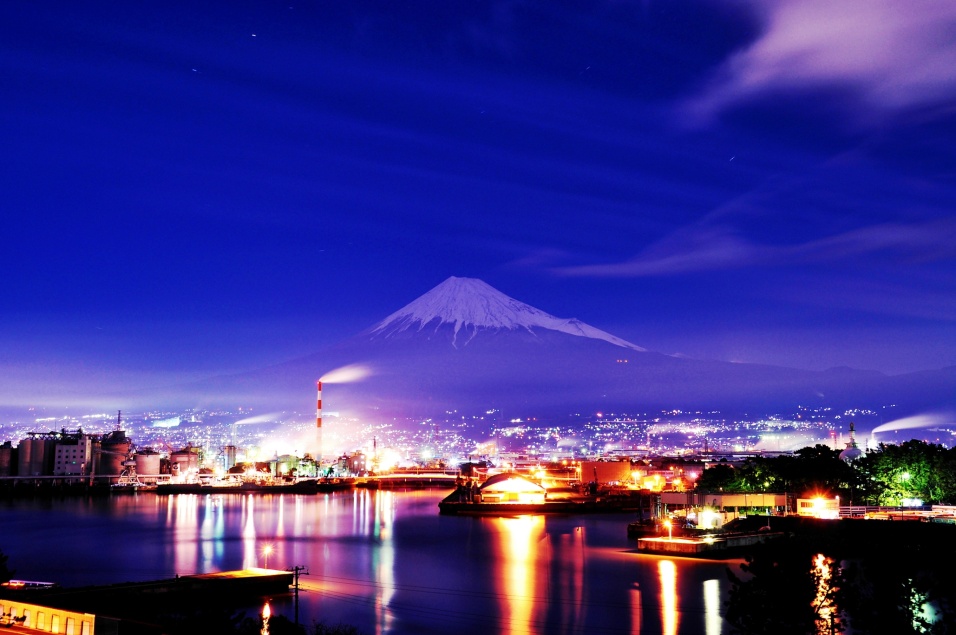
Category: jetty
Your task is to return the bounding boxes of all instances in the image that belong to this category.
[636,530,782,556]
[632,513,956,558]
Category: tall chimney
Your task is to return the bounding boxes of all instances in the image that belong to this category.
[315,380,323,467]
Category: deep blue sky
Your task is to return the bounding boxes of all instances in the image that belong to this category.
[2,1,955,406]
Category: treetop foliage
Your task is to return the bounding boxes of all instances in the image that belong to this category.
[695,440,956,505]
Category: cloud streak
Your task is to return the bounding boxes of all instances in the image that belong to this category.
[685,0,956,124]
[552,217,956,278]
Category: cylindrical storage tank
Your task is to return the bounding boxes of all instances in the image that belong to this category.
[223,446,237,471]
[33,438,57,476]
[170,448,200,478]
[134,451,162,480]
[28,439,43,476]
[0,443,14,476]
[99,431,131,477]
[17,439,33,476]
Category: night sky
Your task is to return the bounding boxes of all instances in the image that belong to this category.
[2,1,955,407]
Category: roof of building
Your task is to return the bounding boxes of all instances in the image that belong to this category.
[480,472,545,492]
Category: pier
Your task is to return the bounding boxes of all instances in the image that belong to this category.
[636,531,782,556]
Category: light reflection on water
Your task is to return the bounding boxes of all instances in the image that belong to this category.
[659,559,679,635]
[1,490,735,634]
[703,578,721,635]
[813,552,837,635]
[242,496,257,569]
[372,491,396,635]
[494,515,542,635]
[630,580,642,635]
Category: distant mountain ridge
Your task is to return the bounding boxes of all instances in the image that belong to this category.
[184,277,955,423]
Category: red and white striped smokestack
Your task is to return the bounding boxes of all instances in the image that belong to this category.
[316,380,323,430]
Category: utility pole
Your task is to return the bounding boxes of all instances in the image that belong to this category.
[289,565,309,626]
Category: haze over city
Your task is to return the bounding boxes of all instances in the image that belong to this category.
[2,1,955,417]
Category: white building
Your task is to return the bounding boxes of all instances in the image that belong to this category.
[53,434,94,477]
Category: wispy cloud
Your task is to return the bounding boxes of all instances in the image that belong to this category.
[553,226,761,277]
[552,217,956,278]
[793,219,956,263]
[685,0,956,124]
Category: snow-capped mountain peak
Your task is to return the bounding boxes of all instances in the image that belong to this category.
[369,276,646,351]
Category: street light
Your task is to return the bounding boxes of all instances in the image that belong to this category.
[899,472,911,521]
[262,544,274,569]
[663,519,673,541]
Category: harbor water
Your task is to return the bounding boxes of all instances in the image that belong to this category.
[1,489,736,634]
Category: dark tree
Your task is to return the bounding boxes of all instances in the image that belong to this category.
[695,463,740,492]
[727,520,956,634]
[725,535,844,634]
[0,550,14,583]
[855,440,956,505]
[838,557,951,635]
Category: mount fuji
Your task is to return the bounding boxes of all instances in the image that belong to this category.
[368,276,644,351]
[190,277,955,423]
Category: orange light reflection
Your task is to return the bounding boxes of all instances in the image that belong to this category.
[492,515,544,635]
[629,582,642,635]
[813,553,837,634]
[703,578,720,635]
[555,528,585,627]
[659,560,679,635]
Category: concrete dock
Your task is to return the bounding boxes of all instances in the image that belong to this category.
[637,531,783,556]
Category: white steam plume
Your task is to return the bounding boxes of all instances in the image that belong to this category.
[232,412,282,426]
[871,412,953,437]
[320,364,373,384]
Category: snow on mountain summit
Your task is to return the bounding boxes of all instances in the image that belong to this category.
[369,276,646,351]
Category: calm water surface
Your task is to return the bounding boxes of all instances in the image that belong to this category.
[2,490,736,634]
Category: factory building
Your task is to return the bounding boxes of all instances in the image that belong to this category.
[4,428,136,482]
[53,433,95,477]
[346,451,368,475]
